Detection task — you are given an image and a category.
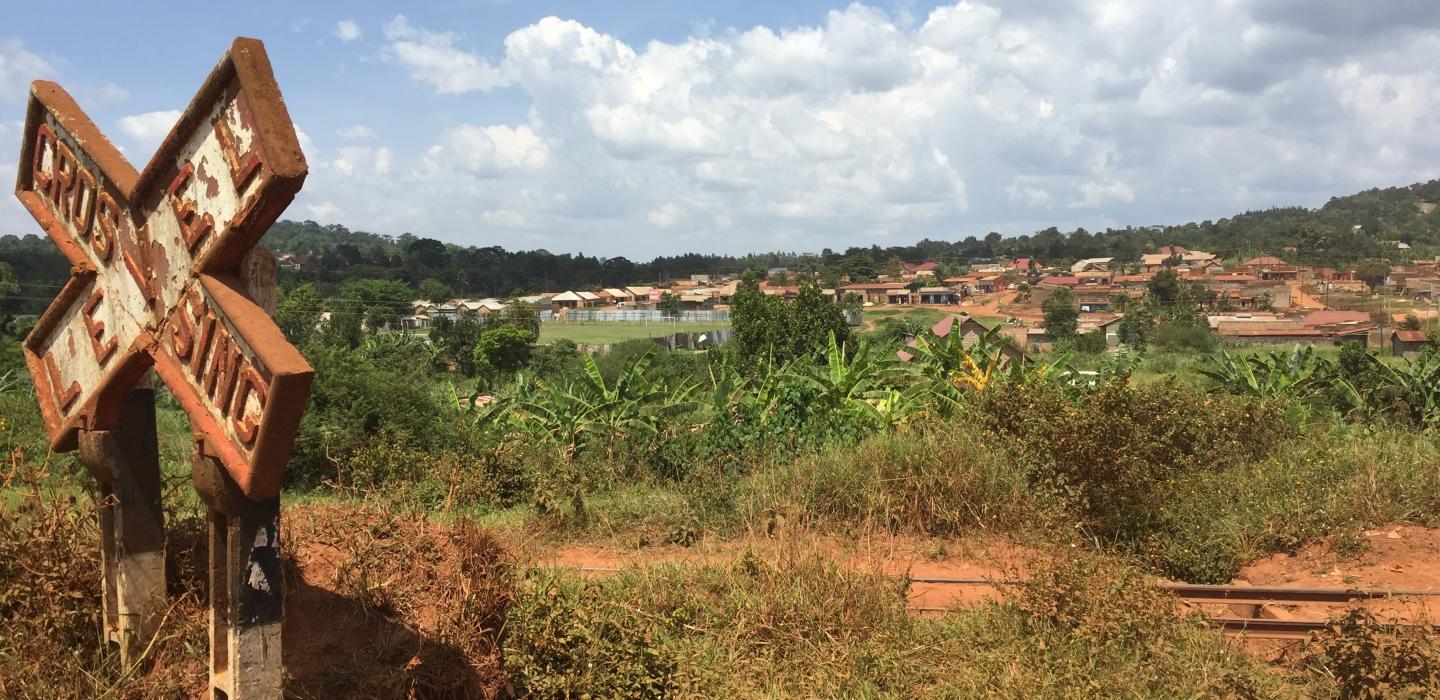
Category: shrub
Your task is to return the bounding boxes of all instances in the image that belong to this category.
[977,380,1287,538]
[527,338,582,380]
[1016,556,1187,646]
[1302,608,1440,698]
[506,570,681,697]
[1152,315,1215,352]
[289,344,455,488]
[1152,427,1440,582]
[741,423,1041,536]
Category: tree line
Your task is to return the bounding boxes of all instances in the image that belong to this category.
[3,178,1439,320]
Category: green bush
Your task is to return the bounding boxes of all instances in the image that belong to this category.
[977,380,1287,539]
[741,423,1040,536]
[504,558,1303,697]
[527,338,582,380]
[289,344,455,488]
[1153,427,1440,582]
[1152,315,1215,352]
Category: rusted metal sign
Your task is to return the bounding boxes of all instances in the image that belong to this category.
[17,38,311,499]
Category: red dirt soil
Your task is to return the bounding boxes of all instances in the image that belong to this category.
[528,525,1440,628]
[530,531,1044,611]
[281,504,510,699]
[1233,525,1440,624]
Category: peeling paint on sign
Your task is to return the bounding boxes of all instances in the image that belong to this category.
[16,38,312,500]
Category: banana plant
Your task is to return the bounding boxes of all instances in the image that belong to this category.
[791,333,909,423]
[864,382,940,428]
[499,348,702,455]
[1365,351,1440,429]
[904,324,1008,380]
[707,356,787,425]
[1198,346,1322,399]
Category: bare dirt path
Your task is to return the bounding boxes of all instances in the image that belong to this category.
[530,531,1043,611]
[1288,282,1329,310]
[525,524,1440,628]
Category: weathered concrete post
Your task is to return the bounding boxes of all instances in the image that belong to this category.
[194,451,283,699]
[190,247,285,699]
[77,384,166,663]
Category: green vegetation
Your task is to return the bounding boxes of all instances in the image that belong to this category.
[506,555,1307,698]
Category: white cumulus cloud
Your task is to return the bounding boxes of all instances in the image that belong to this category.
[0,39,54,103]
[117,110,181,153]
[383,15,505,94]
[334,19,362,42]
[283,2,1440,257]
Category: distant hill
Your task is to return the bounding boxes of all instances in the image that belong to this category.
[4,179,1440,308]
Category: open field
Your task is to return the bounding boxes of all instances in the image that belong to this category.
[859,305,1009,335]
[538,320,730,344]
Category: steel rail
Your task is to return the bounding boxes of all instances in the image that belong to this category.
[570,566,1440,639]
[903,576,1440,604]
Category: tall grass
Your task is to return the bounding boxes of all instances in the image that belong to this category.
[505,555,1312,698]
[739,423,1043,537]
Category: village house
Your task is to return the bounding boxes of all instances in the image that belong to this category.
[551,291,597,309]
[1074,288,1115,313]
[1078,314,1126,348]
[1240,256,1300,281]
[840,282,908,305]
[1211,309,1373,347]
[276,252,311,270]
[1070,257,1115,273]
[916,286,959,304]
[1140,249,1218,274]
[1399,277,1440,301]
[897,315,1026,364]
[1392,330,1430,357]
[598,288,635,305]
[1140,253,1172,273]
[1112,273,1154,289]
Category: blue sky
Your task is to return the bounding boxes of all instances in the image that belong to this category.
[4,1,1440,259]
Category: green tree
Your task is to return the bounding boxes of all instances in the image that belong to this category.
[529,339,582,379]
[839,253,877,282]
[1355,260,1391,293]
[1400,313,1423,331]
[1148,267,1181,306]
[504,300,541,335]
[730,277,794,372]
[277,283,324,345]
[791,284,851,361]
[319,302,365,349]
[339,278,413,331]
[658,292,684,317]
[429,314,485,374]
[1042,287,1079,339]
[1117,306,1155,349]
[418,278,453,303]
[0,261,19,334]
[473,323,536,382]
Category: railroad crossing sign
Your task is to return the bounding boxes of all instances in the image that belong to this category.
[15,38,310,697]
[18,37,312,500]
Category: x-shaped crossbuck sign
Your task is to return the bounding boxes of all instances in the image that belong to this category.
[18,38,312,500]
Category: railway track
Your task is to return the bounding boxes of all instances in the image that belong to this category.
[905,576,1440,640]
[574,566,1440,639]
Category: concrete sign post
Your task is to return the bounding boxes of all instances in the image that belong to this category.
[15,38,310,698]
